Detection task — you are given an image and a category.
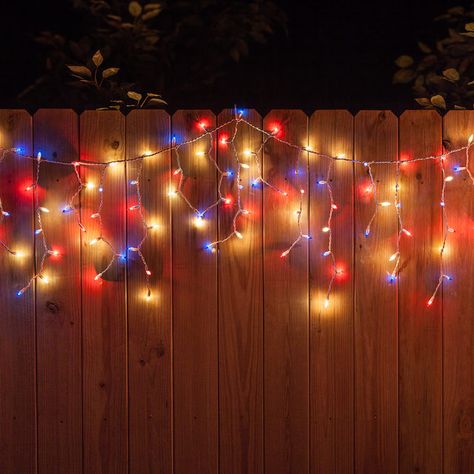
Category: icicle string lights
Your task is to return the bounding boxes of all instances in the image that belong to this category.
[0,110,472,307]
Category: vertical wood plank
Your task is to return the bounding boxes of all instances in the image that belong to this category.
[218,109,263,474]
[399,110,442,473]
[263,110,309,474]
[34,109,82,474]
[443,111,474,474]
[354,110,398,473]
[126,110,172,474]
[80,110,127,473]
[309,110,354,474]
[0,110,35,473]
[172,110,218,474]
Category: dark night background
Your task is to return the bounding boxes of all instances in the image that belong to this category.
[0,0,466,112]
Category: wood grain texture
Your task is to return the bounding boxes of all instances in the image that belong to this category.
[443,111,474,474]
[309,110,354,474]
[263,110,309,474]
[0,110,35,473]
[34,109,83,473]
[172,110,218,474]
[399,110,443,473]
[354,111,398,473]
[218,109,264,474]
[126,110,172,473]
[80,111,127,473]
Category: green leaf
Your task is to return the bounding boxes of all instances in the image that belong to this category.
[144,3,162,11]
[430,94,446,109]
[415,98,431,107]
[417,41,432,54]
[142,9,161,21]
[102,67,120,79]
[127,91,143,101]
[129,1,142,17]
[66,65,92,78]
[395,55,414,68]
[92,50,104,67]
[442,68,460,82]
[148,97,167,105]
[393,69,416,84]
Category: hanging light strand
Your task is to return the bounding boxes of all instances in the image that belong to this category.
[129,159,153,298]
[427,159,453,306]
[89,164,122,283]
[2,115,473,306]
[280,148,311,258]
[18,152,53,295]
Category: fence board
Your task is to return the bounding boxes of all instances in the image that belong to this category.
[172,110,218,474]
[126,110,172,473]
[354,110,398,473]
[263,110,309,474]
[0,110,35,473]
[443,111,474,474]
[80,110,127,473]
[399,110,443,473]
[218,109,264,474]
[309,110,354,474]
[34,109,83,473]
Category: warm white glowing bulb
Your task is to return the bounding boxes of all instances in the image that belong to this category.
[380,201,391,207]
[168,190,178,198]
[195,151,205,157]
[240,163,250,169]
[445,176,453,182]
[143,150,153,157]
[86,182,95,190]
[39,207,50,213]
[235,231,243,239]
[243,149,252,157]
[322,226,330,233]
[389,252,399,262]
[148,223,159,230]
[324,298,330,309]
[194,215,205,228]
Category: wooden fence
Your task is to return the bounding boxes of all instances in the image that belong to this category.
[0,109,473,474]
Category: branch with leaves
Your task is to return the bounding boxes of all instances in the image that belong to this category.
[394,5,474,110]
[67,50,165,110]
